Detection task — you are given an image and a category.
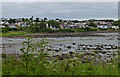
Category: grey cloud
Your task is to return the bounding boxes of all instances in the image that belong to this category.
[2,2,118,19]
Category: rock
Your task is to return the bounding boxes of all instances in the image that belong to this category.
[9,45,11,47]
[107,53,113,55]
[47,47,52,51]
[98,53,103,57]
[86,47,91,50]
[73,42,76,45]
[69,51,75,56]
[105,46,112,50]
[89,45,92,47]
[82,47,86,50]
[67,46,72,49]
[59,48,62,50]
[78,44,84,46]
[100,51,107,54]
[3,46,5,48]
[61,54,69,58]
[54,49,59,52]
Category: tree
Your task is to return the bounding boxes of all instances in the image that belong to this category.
[59,19,62,22]
[8,18,16,24]
[22,18,25,22]
[44,17,48,21]
[71,20,79,23]
[30,16,33,21]
[88,22,97,27]
[53,21,60,28]
[39,22,46,29]
[112,20,120,27]
[35,18,40,23]
[48,20,60,28]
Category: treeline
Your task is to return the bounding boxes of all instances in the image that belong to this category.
[2,27,17,33]
[112,20,120,26]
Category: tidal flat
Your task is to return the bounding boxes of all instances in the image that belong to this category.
[1,32,119,75]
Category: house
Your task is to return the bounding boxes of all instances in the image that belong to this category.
[9,25,17,28]
[49,25,53,29]
[67,25,75,28]
[60,24,64,29]
[46,24,49,28]
[97,25,110,29]
[21,24,26,27]
[0,25,5,28]
[75,23,86,28]
[112,26,119,29]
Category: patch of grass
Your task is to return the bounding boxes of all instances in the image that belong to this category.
[56,39,73,42]
[2,56,118,75]
[79,39,96,40]
[2,31,26,36]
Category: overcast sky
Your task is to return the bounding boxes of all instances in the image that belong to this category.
[2,0,119,2]
[2,2,118,20]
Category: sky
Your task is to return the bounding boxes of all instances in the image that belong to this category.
[2,2,119,20]
[2,0,120,2]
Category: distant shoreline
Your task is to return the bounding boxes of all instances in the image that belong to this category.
[2,31,119,38]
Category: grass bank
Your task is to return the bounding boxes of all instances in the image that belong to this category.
[1,31,26,37]
[2,55,118,75]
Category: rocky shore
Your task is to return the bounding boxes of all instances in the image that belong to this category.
[1,32,119,64]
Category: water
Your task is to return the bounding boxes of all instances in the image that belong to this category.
[1,32,118,54]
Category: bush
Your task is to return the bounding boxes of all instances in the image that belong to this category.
[2,28,9,33]
[2,28,18,33]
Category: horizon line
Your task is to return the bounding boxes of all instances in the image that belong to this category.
[1,17,118,20]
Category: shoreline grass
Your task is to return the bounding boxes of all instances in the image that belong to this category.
[1,30,119,37]
[1,31,25,37]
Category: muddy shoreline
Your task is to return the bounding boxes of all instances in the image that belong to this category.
[2,31,119,38]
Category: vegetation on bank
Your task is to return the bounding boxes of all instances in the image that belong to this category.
[1,31,25,36]
[2,37,118,75]
[1,26,119,36]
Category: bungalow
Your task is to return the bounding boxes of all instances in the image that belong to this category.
[97,25,111,29]
[0,21,4,25]
[112,26,119,29]
[60,24,64,29]
[75,23,86,28]
[46,24,49,28]
[0,25,5,28]
[67,25,75,28]
[9,25,17,28]
[21,24,26,27]
[49,25,53,29]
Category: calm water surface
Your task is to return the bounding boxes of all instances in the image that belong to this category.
[1,32,119,54]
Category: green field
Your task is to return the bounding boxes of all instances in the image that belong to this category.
[1,31,25,36]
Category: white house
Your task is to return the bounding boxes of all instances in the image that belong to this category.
[9,25,17,28]
[0,25,5,28]
[75,23,86,28]
[67,25,75,28]
[112,26,119,29]
[46,24,49,28]
[97,25,112,29]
